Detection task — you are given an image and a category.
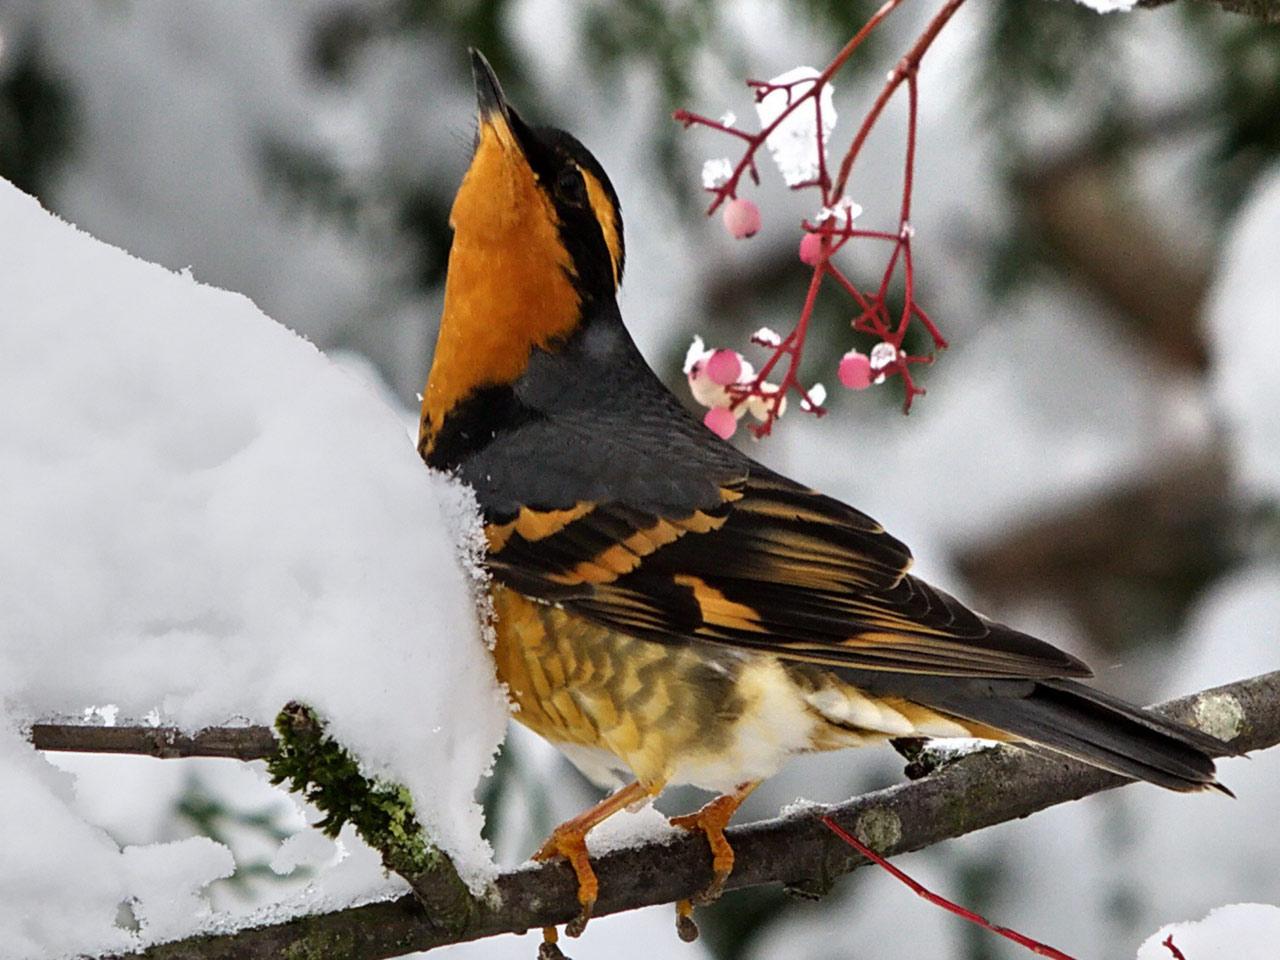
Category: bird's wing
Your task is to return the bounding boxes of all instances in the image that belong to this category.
[485,465,1091,680]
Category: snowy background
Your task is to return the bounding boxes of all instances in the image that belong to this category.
[1,1,1277,958]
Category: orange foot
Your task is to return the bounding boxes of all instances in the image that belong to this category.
[533,780,655,942]
[533,821,598,938]
[669,780,760,938]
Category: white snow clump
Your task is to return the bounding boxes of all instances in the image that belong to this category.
[701,157,734,190]
[1137,904,1280,959]
[1072,0,1138,10]
[755,66,837,187]
[0,179,509,955]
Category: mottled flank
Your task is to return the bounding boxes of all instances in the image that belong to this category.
[490,584,744,791]
[489,585,998,795]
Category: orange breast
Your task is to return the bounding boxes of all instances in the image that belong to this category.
[420,120,581,457]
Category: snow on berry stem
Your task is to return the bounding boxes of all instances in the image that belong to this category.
[675,0,967,429]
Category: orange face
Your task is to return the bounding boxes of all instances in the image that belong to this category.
[420,115,582,457]
[419,84,625,460]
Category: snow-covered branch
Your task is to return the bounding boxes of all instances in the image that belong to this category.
[72,669,1279,960]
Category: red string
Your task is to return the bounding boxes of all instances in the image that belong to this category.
[821,815,1080,960]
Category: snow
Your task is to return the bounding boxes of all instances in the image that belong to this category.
[1137,904,1280,959]
[119,839,236,942]
[2,4,1275,958]
[0,725,136,958]
[0,180,508,954]
[800,383,826,411]
[1072,0,1138,11]
[816,196,862,224]
[755,67,837,188]
[868,341,898,370]
[270,829,342,875]
[683,334,710,374]
[701,157,734,189]
[752,326,782,348]
[583,801,679,857]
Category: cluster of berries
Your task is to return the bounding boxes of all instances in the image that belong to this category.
[688,196,903,441]
[685,326,898,440]
[683,336,783,440]
[679,37,953,433]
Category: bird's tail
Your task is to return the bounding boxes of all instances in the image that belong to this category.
[937,678,1230,793]
[863,673,1232,794]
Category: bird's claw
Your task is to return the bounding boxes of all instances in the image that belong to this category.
[669,794,740,906]
[675,898,700,942]
[533,827,597,938]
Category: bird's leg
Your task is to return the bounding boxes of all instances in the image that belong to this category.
[669,779,760,938]
[533,779,655,941]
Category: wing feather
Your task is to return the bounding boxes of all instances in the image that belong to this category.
[485,466,1090,680]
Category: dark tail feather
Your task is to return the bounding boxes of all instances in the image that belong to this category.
[917,678,1230,794]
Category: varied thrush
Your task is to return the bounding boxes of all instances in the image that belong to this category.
[418,50,1225,946]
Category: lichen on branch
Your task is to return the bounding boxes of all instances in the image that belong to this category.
[267,702,478,933]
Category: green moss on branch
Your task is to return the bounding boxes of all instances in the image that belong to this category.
[267,702,478,934]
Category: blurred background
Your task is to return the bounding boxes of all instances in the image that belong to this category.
[3,0,1278,957]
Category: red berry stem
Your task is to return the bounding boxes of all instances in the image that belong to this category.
[675,0,968,429]
[821,816,1080,960]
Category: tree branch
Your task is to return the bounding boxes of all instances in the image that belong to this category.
[69,669,1279,960]
[1137,0,1280,24]
[29,722,277,760]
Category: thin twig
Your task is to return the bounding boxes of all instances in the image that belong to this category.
[29,722,277,760]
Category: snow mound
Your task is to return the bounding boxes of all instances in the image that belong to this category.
[0,179,508,955]
[1137,904,1280,959]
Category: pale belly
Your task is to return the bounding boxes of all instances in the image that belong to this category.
[490,585,974,795]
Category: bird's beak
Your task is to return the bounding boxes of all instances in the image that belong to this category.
[469,48,528,158]
[470,49,511,125]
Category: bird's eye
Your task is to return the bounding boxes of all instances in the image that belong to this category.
[556,168,587,207]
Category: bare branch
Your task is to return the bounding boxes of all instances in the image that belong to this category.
[82,669,1280,960]
[29,722,276,761]
[1137,0,1280,24]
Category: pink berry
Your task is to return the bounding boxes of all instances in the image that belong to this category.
[703,406,737,439]
[799,232,825,265]
[838,351,873,390]
[722,198,761,239]
[705,349,742,386]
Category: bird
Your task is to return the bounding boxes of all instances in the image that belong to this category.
[419,49,1228,948]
